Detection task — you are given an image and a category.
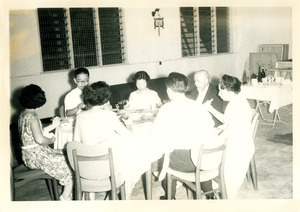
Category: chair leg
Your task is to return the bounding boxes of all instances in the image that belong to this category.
[214,176,227,199]
[45,179,55,200]
[195,181,202,199]
[84,192,90,200]
[76,186,82,200]
[145,168,152,200]
[214,191,220,199]
[120,184,126,200]
[246,166,251,181]
[220,180,227,199]
[51,179,59,200]
[111,189,117,200]
[250,158,258,190]
[186,187,194,199]
[166,174,172,200]
[11,168,15,201]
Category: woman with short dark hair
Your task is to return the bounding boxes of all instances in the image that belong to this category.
[128,71,162,110]
[18,84,73,201]
[204,74,255,199]
[74,81,130,146]
[73,81,131,200]
[218,74,241,94]
[82,81,112,109]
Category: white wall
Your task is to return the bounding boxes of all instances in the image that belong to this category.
[231,7,292,79]
[9,7,292,121]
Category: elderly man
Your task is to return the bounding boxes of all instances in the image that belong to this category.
[186,70,225,127]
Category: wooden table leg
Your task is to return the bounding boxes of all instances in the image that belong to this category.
[145,168,152,200]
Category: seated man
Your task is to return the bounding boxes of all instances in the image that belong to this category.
[64,67,90,117]
[151,72,217,200]
[186,70,225,127]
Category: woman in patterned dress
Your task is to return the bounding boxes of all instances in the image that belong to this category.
[18,84,73,201]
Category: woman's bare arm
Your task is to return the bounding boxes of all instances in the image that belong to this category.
[203,99,225,123]
[30,116,55,146]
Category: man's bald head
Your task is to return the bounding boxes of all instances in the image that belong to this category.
[194,70,210,92]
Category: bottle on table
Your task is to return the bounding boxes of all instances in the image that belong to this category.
[261,65,266,78]
[258,66,262,83]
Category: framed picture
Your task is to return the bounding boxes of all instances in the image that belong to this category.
[257,44,289,61]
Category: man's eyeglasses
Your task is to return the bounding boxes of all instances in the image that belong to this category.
[76,80,89,84]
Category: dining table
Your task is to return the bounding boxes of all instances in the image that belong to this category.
[54,108,162,200]
[54,117,74,149]
[114,108,162,200]
[241,81,292,129]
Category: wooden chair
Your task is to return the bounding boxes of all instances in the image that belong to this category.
[246,110,260,190]
[66,142,126,200]
[162,139,228,200]
[12,164,59,200]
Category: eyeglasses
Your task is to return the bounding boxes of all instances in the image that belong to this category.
[76,79,89,84]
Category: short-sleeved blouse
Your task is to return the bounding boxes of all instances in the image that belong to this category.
[73,106,131,145]
[128,88,162,110]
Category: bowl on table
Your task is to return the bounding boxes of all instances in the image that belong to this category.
[60,122,73,129]
[60,118,74,129]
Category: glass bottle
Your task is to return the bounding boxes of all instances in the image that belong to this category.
[257,66,262,83]
[261,65,266,78]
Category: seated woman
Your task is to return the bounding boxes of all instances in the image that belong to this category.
[18,84,73,201]
[204,74,255,199]
[73,81,131,145]
[73,81,132,200]
[127,71,162,110]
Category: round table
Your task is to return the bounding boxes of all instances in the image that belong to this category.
[54,123,74,149]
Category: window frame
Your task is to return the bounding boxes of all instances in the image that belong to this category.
[180,7,231,58]
[37,7,125,72]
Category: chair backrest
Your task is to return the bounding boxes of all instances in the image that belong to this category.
[59,105,65,118]
[251,110,260,140]
[195,139,228,174]
[195,139,228,199]
[66,142,117,194]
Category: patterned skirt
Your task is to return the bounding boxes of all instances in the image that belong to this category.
[22,145,73,185]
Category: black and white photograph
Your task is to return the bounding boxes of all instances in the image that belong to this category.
[1,0,299,211]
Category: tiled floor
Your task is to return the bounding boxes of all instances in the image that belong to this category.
[13,103,293,201]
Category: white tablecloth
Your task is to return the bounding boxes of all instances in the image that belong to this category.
[54,110,162,200]
[54,124,73,149]
[114,135,163,199]
[241,84,293,113]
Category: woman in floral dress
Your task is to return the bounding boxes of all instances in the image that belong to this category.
[18,84,73,200]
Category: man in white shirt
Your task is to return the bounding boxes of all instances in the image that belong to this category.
[186,70,225,127]
[151,72,218,200]
[64,67,90,117]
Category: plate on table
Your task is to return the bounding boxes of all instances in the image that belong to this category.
[140,115,155,122]
[142,112,155,118]
[60,122,72,129]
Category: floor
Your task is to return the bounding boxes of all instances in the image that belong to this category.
[13,103,293,201]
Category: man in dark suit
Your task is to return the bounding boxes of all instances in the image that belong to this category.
[186,70,225,127]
